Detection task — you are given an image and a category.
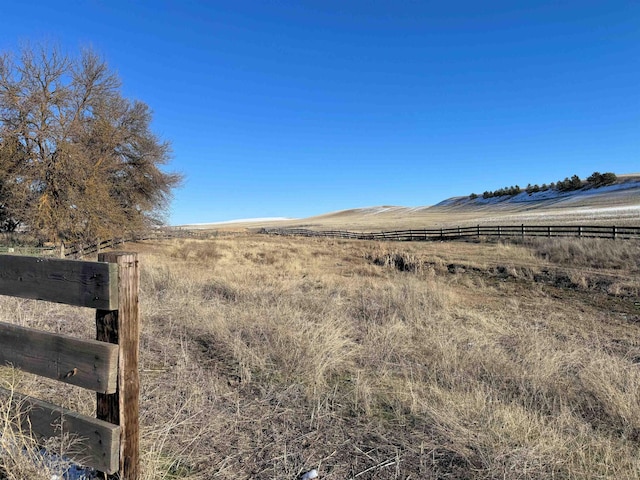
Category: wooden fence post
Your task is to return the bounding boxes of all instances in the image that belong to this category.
[96,252,140,480]
[612,226,617,240]
[477,225,480,238]
[578,226,582,238]
[521,224,525,238]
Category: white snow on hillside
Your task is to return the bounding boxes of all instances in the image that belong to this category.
[470,181,640,206]
[477,204,640,224]
[364,206,406,215]
[177,181,640,226]
[178,217,294,228]
[435,197,467,207]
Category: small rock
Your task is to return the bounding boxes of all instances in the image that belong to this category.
[300,469,318,480]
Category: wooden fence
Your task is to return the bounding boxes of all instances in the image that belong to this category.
[0,245,58,256]
[263,225,640,241]
[0,227,204,259]
[0,252,140,479]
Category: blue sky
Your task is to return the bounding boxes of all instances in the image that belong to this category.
[1,1,638,224]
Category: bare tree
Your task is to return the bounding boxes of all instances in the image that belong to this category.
[0,45,181,244]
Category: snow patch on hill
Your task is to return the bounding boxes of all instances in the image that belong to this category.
[478,204,640,224]
[439,181,640,207]
[178,217,294,228]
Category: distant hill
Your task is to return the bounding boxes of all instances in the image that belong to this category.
[273,175,640,230]
[178,217,294,230]
[185,174,640,231]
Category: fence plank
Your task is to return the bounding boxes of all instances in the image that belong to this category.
[0,386,120,474]
[0,322,118,393]
[0,256,118,310]
[96,252,140,480]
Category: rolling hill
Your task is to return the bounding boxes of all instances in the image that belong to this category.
[182,174,640,231]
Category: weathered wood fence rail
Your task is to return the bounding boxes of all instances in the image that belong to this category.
[263,225,640,241]
[0,252,140,479]
[64,229,204,258]
[0,227,204,259]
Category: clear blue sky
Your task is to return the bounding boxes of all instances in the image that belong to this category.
[1,1,638,224]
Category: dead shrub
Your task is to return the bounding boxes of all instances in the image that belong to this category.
[367,249,423,273]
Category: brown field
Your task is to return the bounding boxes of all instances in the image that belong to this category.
[1,231,640,479]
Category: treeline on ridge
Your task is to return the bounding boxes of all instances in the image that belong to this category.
[470,172,617,200]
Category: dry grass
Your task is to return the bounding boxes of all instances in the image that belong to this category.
[1,235,640,478]
[521,237,640,271]
[0,374,82,480]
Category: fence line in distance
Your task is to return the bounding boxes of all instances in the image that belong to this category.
[261,224,640,241]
